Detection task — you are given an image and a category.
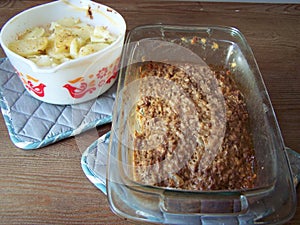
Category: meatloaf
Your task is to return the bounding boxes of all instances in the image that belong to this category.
[131,61,257,191]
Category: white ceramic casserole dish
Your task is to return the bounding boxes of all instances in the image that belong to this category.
[0,0,126,104]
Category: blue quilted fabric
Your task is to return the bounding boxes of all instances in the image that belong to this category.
[81,132,110,195]
[0,58,115,149]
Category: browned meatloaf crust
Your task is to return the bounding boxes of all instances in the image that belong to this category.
[132,61,257,191]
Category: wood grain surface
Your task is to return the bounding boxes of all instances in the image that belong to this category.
[0,0,299,224]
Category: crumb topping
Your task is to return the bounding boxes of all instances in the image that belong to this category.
[132,61,256,191]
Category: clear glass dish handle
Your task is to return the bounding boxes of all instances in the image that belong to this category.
[286,147,300,187]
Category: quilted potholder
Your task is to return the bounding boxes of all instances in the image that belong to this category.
[0,58,116,150]
[81,131,110,194]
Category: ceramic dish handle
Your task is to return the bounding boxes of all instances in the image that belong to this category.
[286,147,300,187]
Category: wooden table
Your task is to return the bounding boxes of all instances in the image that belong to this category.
[0,1,299,224]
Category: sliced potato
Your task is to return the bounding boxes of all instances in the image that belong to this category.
[18,27,45,40]
[28,55,53,67]
[70,37,84,58]
[91,26,115,43]
[54,27,77,53]
[46,38,71,61]
[78,43,109,57]
[8,37,48,57]
[8,17,117,67]
[71,24,93,42]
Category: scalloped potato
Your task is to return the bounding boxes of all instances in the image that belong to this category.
[8,17,117,67]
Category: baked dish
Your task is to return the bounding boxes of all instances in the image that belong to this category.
[107,25,296,225]
[132,61,256,191]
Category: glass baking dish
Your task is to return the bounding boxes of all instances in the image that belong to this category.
[106,25,297,224]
